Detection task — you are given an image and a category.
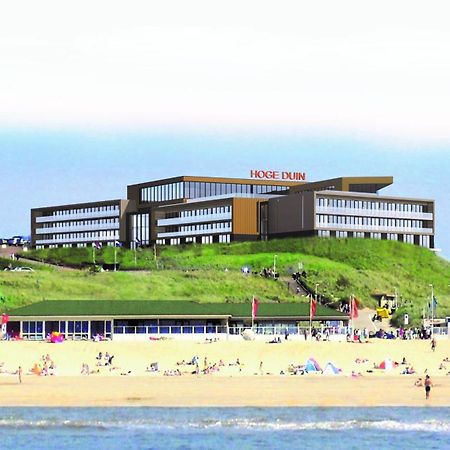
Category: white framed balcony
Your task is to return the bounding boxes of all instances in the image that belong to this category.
[316,206,433,221]
[35,234,119,245]
[157,225,232,239]
[36,223,119,235]
[316,222,433,234]
[157,212,232,227]
[36,210,120,223]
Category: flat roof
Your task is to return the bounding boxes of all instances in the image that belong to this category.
[31,199,126,213]
[8,300,348,320]
[316,190,434,203]
[127,176,302,189]
[290,176,394,194]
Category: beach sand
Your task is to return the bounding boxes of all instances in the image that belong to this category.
[0,339,449,407]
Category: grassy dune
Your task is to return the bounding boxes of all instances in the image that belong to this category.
[4,238,450,326]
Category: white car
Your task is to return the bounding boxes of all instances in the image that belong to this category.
[12,267,34,272]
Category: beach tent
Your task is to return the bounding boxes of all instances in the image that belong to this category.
[322,362,341,375]
[304,358,321,373]
[379,358,394,370]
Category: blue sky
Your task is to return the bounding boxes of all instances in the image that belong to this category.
[1,1,449,257]
[0,129,448,258]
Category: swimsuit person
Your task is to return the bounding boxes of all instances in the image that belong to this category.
[424,375,433,399]
[431,338,436,352]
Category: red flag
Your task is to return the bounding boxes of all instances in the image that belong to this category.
[350,297,359,319]
[1,314,9,325]
[252,297,259,319]
[310,295,317,319]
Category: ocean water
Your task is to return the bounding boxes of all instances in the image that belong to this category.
[1,407,449,450]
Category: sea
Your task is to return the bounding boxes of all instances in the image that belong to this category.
[1,407,449,450]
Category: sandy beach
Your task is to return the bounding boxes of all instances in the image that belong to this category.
[1,339,449,407]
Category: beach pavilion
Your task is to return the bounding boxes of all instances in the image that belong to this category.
[6,300,349,342]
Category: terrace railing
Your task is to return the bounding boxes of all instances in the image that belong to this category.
[113,325,228,335]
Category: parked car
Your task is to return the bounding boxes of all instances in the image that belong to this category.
[7,236,23,246]
[12,267,34,272]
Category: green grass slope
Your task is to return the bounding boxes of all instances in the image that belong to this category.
[5,238,450,326]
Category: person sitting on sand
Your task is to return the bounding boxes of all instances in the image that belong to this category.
[401,366,416,375]
[401,357,408,365]
[81,363,90,375]
[29,363,42,376]
[96,352,103,366]
[146,362,159,372]
[414,377,423,387]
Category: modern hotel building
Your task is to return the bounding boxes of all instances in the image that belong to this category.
[31,175,435,250]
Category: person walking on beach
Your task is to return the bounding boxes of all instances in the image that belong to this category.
[424,375,433,399]
[18,366,22,384]
[431,337,437,352]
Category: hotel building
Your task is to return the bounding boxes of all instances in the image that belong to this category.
[31,175,435,250]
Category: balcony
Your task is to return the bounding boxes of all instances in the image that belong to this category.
[36,223,119,235]
[157,225,232,239]
[36,210,120,223]
[35,234,119,245]
[316,222,433,234]
[315,206,433,221]
[157,212,232,227]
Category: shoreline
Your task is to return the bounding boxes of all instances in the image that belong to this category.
[1,376,449,408]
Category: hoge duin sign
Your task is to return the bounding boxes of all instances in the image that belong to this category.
[250,170,306,181]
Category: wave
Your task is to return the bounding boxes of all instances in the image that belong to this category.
[0,418,449,433]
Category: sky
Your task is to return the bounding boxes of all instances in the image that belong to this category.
[0,1,449,256]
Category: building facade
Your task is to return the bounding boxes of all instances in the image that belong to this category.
[31,175,436,249]
[7,300,349,342]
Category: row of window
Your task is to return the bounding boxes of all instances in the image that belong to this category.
[40,218,119,229]
[43,205,120,218]
[317,231,431,247]
[38,230,119,241]
[178,222,231,233]
[130,213,150,245]
[156,234,231,246]
[140,181,287,203]
[316,197,427,213]
[317,215,426,229]
[36,243,117,249]
[166,205,232,219]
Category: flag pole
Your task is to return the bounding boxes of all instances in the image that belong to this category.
[430,284,434,337]
[251,295,254,330]
[350,295,354,337]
